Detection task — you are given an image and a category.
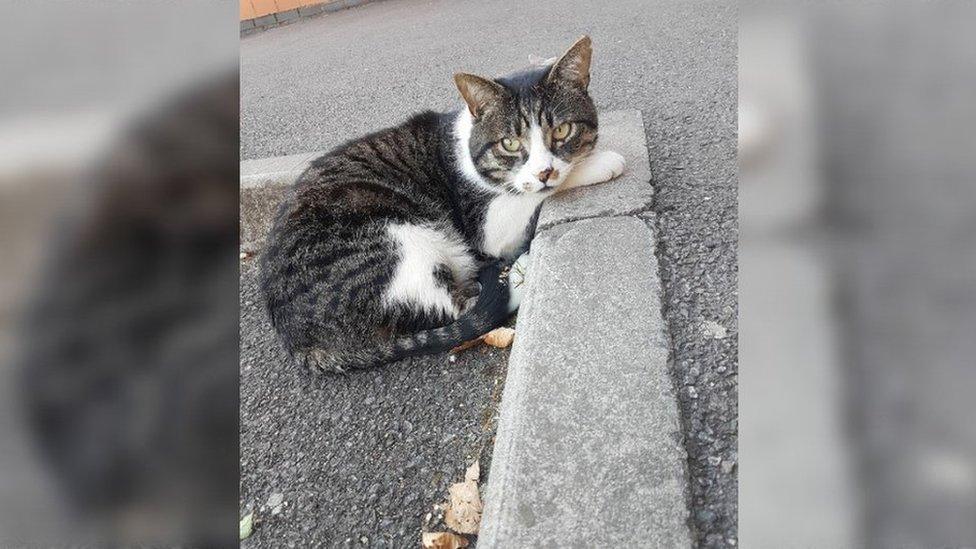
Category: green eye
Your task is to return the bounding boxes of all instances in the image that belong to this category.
[552,122,572,140]
[501,137,522,152]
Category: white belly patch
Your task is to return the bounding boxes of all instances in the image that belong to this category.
[384,223,476,318]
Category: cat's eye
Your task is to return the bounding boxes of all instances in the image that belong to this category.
[552,122,572,140]
[501,137,522,152]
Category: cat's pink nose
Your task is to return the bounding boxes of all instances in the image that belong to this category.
[536,167,554,182]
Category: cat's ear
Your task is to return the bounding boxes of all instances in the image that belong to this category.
[454,73,506,118]
[547,35,592,90]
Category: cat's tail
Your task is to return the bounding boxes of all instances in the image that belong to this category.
[300,260,512,372]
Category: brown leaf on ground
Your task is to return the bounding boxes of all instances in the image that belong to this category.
[464,460,480,483]
[483,327,515,348]
[450,326,515,354]
[421,532,469,549]
[444,474,483,534]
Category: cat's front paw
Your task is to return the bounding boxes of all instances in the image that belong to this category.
[562,150,627,191]
[506,252,531,313]
[589,150,626,183]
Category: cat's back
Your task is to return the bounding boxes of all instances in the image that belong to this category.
[267,109,455,247]
[297,110,450,203]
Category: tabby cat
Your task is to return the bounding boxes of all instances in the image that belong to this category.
[260,36,625,372]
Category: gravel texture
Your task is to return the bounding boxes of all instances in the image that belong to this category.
[241,0,737,546]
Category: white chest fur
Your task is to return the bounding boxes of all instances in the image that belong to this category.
[480,191,548,259]
[454,109,552,259]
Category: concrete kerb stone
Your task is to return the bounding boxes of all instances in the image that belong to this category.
[240,151,318,252]
[478,216,690,548]
[241,150,319,180]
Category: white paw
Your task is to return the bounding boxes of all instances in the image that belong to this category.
[590,150,626,182]
[507,252,531,313]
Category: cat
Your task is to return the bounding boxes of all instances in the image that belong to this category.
[260,36,625,373]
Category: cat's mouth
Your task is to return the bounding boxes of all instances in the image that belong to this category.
[513,179,559,194]
[512,169,569,193]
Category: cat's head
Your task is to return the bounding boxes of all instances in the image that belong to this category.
[453,36,598,194]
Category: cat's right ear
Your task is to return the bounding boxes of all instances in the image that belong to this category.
[547,35,592,90]
[454,73,505,119]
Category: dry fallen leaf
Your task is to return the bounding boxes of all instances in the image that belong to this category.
[422,532,469,549]
[450,326,515,354]
[444,460,483,535]
[239,512,254,540]
[483,327,515,348]
[464,460,480,483]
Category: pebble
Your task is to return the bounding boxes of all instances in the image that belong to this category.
[721,460,736,474]
[701,320,728,339]
[696,508,716,525]
[267,492,284,515]
[706,533,725,545]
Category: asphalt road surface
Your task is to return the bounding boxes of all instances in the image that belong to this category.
[241,0,737,546]
[240,259,510,547]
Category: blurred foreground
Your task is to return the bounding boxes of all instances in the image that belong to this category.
[0,1,238,546]
[740,2,976,548]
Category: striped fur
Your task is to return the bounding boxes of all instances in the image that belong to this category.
[260,37,600,372]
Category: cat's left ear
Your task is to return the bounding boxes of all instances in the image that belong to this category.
[547,35,592,90]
